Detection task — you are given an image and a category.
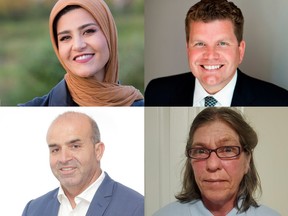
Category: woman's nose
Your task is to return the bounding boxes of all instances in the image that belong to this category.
[206,151,222,172]
[72,36,87,51]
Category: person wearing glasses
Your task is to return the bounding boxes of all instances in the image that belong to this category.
[22,111,144,216]
[153,108,279,216]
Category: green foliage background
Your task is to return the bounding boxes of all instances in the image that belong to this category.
[0,0,144,105]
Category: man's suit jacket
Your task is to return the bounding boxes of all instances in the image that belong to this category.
[145,70,288,106]
[22,173,144,216]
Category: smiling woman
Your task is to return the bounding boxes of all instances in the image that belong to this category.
[18,0,144,106]
[56,6,110,82]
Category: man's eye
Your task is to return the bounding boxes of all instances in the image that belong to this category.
[194,42,205,47]
[218,41,228,46]
[51,148,59,153]
[72,144,80,149]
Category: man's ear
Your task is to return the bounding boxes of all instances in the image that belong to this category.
[238,40,246,64]
[95,142,105,162]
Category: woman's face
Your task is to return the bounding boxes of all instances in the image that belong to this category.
[191,121,250,212]
[57,7,110,81]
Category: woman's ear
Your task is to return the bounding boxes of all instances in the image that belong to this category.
[244,154,251,174]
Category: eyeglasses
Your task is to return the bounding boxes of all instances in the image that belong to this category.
[187,146,242,160]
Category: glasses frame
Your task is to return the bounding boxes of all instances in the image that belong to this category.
[186,146,242,160]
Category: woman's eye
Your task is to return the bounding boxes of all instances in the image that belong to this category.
[223,147,233,152]
[84,29,97,35]
[194,148,206,154]
[59,35,71,42]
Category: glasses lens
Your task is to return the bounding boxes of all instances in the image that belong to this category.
[188,146,241,159]
[217,146,240,158]
[189,148,209,159]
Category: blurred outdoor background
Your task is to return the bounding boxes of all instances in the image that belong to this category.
[0,0,144,105]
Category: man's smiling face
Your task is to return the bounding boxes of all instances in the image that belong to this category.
[186,19,245,94]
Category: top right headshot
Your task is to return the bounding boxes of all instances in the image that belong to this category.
[145,0,288,106]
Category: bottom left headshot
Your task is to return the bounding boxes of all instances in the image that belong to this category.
[0,107,144,216]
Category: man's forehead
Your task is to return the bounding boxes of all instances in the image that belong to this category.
[47,113,91,137]
[54,112,90,122]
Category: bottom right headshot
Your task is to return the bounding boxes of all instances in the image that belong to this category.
[145,107,287,216]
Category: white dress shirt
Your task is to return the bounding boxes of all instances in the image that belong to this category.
[193,71,237,107]
[57,171,105,216]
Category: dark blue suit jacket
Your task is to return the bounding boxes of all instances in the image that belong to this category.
[145,70,288,106]
[22,173,144,216]
[18,79,144,106]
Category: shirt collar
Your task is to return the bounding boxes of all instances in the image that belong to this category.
[193,71,237,106]
[57,170,105,205]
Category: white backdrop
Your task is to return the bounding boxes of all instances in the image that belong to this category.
[0,107,144,215]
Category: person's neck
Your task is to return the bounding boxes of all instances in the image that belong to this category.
[62,170,103,209]
[203,85,223,95]
[60,185,82,209]
[202,197,235,216]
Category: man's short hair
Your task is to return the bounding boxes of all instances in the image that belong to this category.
[185,0,244,44]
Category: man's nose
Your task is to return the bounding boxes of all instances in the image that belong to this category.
[203,46,220,59]
[59,148,72,163]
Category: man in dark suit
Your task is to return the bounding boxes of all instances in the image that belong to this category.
[22,111,144,216]
[145,70,288,106]
[145,0,288,106]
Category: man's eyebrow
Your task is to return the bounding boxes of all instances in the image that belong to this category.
[57,23,98,36]
[67,138,81,144]
[48,144,58,148]
[48,139,81,148]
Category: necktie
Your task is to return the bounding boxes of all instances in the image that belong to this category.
[204,96,217,107]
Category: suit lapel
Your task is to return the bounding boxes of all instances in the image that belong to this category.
[86,173,114,216]
[231,69,255,106]
[43,188,61,216]
[173,72,195,106]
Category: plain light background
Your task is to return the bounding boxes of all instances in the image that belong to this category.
[145,0,288,90]
[145,107,288,216]
[0,107,144,216]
